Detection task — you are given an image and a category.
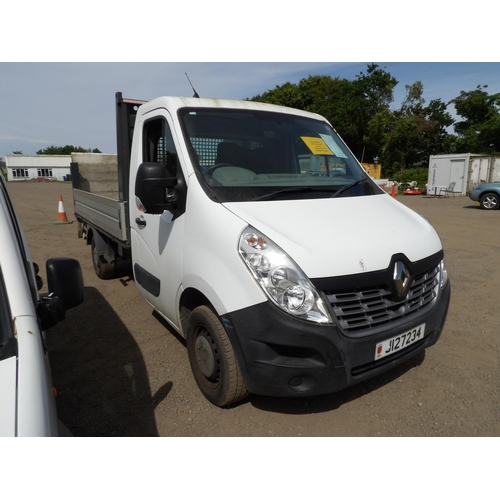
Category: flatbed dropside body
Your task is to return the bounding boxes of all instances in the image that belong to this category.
[71,93,147,274]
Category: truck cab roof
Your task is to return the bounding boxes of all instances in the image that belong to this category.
[138,95,326,122]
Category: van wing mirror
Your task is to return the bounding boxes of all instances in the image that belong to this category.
[46,258,84,310]
[38,258,84,330]
[135,162,177,214]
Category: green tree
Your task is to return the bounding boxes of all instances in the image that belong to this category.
[420,98,455,155]
[249,65,461,177]
[36,145,102,155]
[250,81,304,109]
[370,82,454,176]
[356,63,399,110]
[350,64,398,162]
[449,85,500,153]
[296,75,360,155]
[250,64,399,162]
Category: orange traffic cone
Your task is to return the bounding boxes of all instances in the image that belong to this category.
[53,195,73,224]
[391,184,397,198]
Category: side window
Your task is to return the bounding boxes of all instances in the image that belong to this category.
[143,117,179,178]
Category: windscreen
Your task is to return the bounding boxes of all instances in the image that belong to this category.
[179,108,381,202]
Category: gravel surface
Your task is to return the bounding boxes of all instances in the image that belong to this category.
[7,181,500,436]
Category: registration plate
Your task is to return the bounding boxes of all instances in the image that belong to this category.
[375,323,425,360]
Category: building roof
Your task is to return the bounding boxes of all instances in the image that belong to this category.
[5,155,71,168]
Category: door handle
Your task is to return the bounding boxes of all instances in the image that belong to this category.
[135,217,147,227]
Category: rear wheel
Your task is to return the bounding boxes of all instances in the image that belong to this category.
[480,193,500,210]
[187,305,249,407]
[91,237,116,279]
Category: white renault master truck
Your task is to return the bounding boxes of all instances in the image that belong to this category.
[72,93,450,407]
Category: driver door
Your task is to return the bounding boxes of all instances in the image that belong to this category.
[130,112,185,329]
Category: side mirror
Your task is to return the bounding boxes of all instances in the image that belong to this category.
[135,162,177,214]
[46,258,84,310]
[38,258,84,330]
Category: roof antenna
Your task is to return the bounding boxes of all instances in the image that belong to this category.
[185,73,200,98]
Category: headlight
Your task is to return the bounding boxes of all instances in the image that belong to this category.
[419,217,448,291]
[238,227,333,323]
[439,258,448,289]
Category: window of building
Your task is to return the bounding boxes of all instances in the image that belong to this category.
[37,168,53,178]
[12,168,29,178]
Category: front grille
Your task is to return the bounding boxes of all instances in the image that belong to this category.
[325,265,439,334]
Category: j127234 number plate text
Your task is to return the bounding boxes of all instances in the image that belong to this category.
[375,324,425,360]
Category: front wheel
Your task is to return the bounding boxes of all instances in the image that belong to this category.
[480,193,500,210]
[187,305,249,407]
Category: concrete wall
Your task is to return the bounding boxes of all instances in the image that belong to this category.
[71,153,119,199]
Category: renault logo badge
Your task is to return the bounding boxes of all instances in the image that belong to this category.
[394,261,410,295]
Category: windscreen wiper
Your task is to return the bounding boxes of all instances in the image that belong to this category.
[252,178,370,201]
[252,186,338,201]
[330,177,369,199]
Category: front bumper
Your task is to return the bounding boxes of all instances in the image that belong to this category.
[469,190,480,202]
[222,281,450,398]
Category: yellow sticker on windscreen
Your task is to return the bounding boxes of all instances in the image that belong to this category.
[301,136,334,155]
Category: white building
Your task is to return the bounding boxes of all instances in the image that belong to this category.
[5,155,71,182]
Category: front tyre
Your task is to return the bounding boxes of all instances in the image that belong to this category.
[187,305,249,407]
[480,193,500,210]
